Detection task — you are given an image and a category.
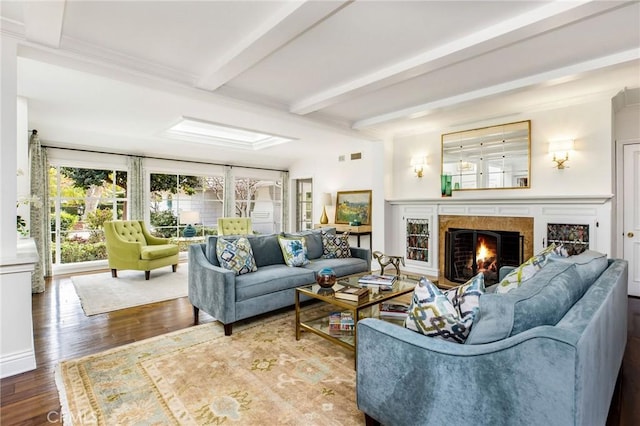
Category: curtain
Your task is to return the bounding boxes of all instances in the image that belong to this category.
[280,170,289,232]
[29,131,51,293]
[223,166,234,217]
[128,156,144,220]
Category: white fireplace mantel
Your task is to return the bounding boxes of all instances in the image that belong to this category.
[387,194,613,205]
[385,194,614,277]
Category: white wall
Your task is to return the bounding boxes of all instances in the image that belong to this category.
[289,137,386,251]
[390,94,614,200]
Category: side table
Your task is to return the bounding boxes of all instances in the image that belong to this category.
[314,223,372,250]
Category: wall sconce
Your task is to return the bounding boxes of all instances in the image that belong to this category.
[411,156,427,178]
[549,139,574,169]
[319,192,332,224]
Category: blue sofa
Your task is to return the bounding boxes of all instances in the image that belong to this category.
[188,230,370,335]
[357,254,628,426]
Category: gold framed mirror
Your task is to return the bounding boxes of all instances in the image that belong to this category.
[441,120,531,191]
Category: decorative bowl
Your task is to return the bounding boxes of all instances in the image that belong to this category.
[316,268,337,288]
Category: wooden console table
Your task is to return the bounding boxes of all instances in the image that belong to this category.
[314,223,372,250]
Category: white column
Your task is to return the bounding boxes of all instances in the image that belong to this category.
[1,36,18,258]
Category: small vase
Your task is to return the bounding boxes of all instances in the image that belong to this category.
[441,175,452,197]
[316,268,337,288]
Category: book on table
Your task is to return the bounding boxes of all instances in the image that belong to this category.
[329,311,355,335]
[379,293,411,318]
[334,286,369,302]
[358,274,397,290]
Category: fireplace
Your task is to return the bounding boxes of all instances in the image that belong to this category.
[444,228,524,285]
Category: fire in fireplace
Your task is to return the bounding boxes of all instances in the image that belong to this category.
[445,228,524,285]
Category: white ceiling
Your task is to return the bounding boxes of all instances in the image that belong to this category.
[2,0,639,169]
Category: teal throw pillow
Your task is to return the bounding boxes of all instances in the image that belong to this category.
[404,274,485,343]
[496,243,561,294]
[278,236,310,267]
[216,237,257,276]
[322,232,351,259]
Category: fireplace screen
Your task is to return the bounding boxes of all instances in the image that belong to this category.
[445,228,523,285]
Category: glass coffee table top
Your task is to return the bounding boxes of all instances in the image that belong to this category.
[294,272,436,356]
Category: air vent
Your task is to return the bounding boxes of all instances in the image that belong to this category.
[350,152,362,160]
[338,155,346,162]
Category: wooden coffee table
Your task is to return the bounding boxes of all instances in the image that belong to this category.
[295,272,436,355]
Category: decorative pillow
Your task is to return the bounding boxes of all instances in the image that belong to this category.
[404,274,485,343]
[284,228,327,260]
[496,243,560,294]
[278,236,310,267]
[322,232,351,259]
[216,237,257,276]
[445,272,485,323]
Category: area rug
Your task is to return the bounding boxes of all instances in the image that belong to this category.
[55,309,360,425]
[71,267,188,316]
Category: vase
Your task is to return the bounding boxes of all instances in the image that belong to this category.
[316,268,337,288]
[441,175,452,197]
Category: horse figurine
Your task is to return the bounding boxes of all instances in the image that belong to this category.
[372,251,405,276]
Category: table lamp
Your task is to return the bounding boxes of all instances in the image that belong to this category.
[179,211,200,237]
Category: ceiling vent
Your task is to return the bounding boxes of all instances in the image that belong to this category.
[350,152,362,160]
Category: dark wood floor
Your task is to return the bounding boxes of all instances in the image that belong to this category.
[1,273,639,425]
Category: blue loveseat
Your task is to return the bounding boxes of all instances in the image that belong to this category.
[188,230,370,335]
[357,253,628,426]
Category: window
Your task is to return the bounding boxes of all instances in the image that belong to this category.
[295,179,313,231]
[149,173,223,240]
[234,174,283,234]
[49,165,127,265]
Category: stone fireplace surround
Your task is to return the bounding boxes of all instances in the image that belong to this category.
[438,215,534,286]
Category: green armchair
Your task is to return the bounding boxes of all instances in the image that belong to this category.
[217,217,252,236]
[104,220,179,280]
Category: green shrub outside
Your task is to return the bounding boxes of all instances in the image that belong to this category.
[150,210,178,238]
[57,241,107,263]
[50,211,78,242]
[86,208,112,243]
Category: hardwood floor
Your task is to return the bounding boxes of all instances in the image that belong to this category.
[1,274,639,425]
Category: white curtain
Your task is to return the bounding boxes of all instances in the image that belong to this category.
[29,131,51,293]
[128,156,144,220]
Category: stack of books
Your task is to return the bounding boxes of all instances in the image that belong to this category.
[357,274,397,290]
[329,311,355,335]
[379,293,412,319]
[334,286,369,302]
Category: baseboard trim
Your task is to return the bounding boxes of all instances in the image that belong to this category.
[0,349,36,378]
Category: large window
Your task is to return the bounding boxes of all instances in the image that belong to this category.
[149,173,224,239]
[49,165,127,265]
[234,174,283,234]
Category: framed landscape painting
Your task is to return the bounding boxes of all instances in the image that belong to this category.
[335,190,372,225]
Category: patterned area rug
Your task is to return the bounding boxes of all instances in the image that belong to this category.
[55,309,361,425]
[71,267,188,316]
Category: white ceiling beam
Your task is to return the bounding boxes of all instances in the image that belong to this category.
[196,0,351,91]
[290,0,626,115]
[23,0,65,48]
[352,49,640,130]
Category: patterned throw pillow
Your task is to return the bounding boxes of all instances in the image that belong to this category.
[404,274,485,343]
[495,243,560,294]
[322,232,351,259]
[216,237,257,276]
[445,272,485,323]
[278,236,310,267]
